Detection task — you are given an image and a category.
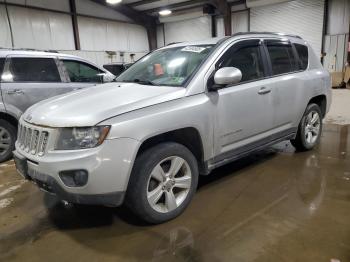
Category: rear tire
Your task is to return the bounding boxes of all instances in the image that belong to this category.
[0,120,16,162]
[291,103,322,151]
[125,142,199,224]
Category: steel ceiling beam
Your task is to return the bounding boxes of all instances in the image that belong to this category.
[90,0,157,27]
[128,0,162,8]
[142,0,211,13]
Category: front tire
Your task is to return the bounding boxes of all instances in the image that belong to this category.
[125,142,199,224]
[0,120,16,162]
[291,103,322,151]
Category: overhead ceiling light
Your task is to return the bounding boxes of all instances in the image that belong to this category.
[106,0,122,4]
[159,9,172,16]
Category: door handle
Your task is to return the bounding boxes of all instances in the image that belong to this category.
[6,89,24,95]
[258,87,271,95]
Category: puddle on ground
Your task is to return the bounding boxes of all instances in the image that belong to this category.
[0,124,350,262]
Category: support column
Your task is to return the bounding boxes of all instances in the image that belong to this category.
[69,0,80,50]
[147,26,157,51]
[213,0,231,36]
[223,11,231,36]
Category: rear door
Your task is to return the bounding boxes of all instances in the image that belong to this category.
[263,39,301,133]
[60,59,104,90]
[0,55,74,115]
[0,58,6,112]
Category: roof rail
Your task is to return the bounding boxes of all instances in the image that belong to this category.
[0,47,58,53]
[232,32,302,39]
[166,42,182,46]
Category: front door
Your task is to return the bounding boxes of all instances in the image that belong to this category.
[212,39,275,158]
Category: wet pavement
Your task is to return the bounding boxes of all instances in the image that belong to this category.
[0,124,350,262]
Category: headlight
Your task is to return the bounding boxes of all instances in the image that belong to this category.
[55,126,110,150]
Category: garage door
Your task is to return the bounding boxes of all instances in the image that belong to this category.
[163,16,211,45]
[250,0,325,58]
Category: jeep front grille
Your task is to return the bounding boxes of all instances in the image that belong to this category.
[17,123,49,156]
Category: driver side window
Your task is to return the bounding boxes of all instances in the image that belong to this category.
[217,40,265,83]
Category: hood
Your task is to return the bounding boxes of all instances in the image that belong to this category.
[23,82,185,127]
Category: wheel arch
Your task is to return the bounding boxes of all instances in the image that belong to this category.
[0,112,18,129]
[136,127,206,175]
[308,95,327,118]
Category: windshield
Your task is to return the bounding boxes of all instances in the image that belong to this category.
[116,45,214,87]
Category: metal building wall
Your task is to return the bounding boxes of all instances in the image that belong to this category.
[157,8,212,46]
[0,5,12,47]
[0,0,150,65]
[4,6,75,50]
[231,10,249,34]
[216,10,249,38]
[327,0,350,35]
[323,0,350,73]
[77,16,149,53]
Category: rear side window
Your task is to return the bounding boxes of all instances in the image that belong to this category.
[217,39,265,83]
[62,60,103,83]
[294,44,309,70]
[0,58,5,77]
[266,40,298,75]
[8,58,61,82]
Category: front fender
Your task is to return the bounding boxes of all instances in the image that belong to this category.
[99,94,214,161]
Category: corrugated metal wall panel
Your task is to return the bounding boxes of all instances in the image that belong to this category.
[327,0,350,35]
[216,11,249,37]
[216,17,225,37]
[0,6,12,48]
[7,6,75,50]
[163,16,211,45]
[231,10,249,34]
[78,16,149,53]
[324,34,349,72]
[250,0,325,58]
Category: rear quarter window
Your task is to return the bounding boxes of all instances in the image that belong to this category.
[294,44,309,70]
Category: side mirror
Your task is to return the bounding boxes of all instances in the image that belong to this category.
[214,67,242,86]
[102,72,115,83]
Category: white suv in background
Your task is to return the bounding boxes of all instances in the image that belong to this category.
[0,50,115,162]
[14,33,331,224]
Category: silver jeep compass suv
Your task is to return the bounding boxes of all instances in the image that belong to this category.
[14,33,331,224]
[0,50,114,162]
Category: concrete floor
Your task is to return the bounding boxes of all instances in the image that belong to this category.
[325,89,350,125]
[1,92,350,261]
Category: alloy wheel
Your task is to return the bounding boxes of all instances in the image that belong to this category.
[147,156,192,213]
[304,110,321,145]
[0,127,11,156]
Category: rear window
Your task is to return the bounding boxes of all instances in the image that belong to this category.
[294,44,309,70]
[8,58,61,82]
[266,40,298,75]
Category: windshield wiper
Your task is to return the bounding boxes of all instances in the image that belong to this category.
[132,79,158,86]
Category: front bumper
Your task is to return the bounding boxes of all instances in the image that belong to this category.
[14,137,140,206]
